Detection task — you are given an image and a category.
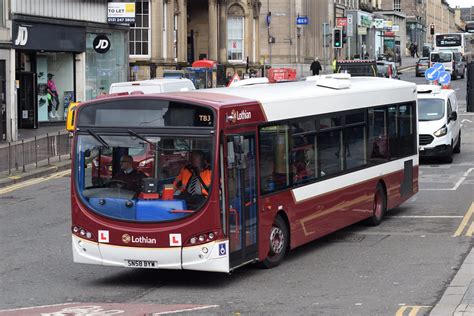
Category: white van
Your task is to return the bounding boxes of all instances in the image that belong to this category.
[109,78,195,94]
[417,85,461,163]
[429,51,454,75]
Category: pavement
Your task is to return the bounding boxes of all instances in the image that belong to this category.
[430,248,474,316]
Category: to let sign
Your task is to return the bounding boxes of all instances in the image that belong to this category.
[336,17,347,28]
[296,16,309,25]
[108,2,136,24]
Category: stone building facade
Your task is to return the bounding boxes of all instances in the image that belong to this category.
[131,0,262,80]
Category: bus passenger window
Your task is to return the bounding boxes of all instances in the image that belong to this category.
[259,124,290,193]
[387,106,399,159]
[398,104,416,157]
[291,122,317,185]
[368,107,389,163]
[343,125,366,169]
[318,130,343,177]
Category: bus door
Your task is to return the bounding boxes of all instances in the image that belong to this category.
[225,133,258,268]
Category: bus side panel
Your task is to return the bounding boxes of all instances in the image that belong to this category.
[384,164,419,210]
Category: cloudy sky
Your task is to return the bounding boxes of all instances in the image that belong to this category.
[446,0,474,8]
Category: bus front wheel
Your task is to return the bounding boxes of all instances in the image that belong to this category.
[366,184,387,226]
[259,215,288,269]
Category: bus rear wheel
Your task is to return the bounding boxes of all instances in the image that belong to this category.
[366,184,387,226]
[259,215,288,269]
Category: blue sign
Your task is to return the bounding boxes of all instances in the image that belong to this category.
[438,71,451,85]
[297,16,309,25]
[432,63,446,72]
[218,243,227,256]
[425,67,440,81]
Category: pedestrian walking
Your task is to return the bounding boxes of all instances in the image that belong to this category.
[310,58,322,76]
[413,43,419,58]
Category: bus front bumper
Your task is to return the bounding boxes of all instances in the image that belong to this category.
[72,235,229,273]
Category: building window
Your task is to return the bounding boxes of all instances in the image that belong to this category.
[227,3,244,63]
[0,0,4,27]
[130,0,151,57]
[393,0,401,11]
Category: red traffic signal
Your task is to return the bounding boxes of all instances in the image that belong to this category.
[430,24,435,35]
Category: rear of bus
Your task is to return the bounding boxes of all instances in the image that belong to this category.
[71,95,230,272]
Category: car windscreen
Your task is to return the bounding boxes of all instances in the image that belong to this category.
[418,98,445,121]
[337,64,376,76]
[430,52,452,63]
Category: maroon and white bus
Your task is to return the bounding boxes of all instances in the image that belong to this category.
[71,75,418,273]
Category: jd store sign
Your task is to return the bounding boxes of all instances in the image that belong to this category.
[12,21,86,52]
[93,34,111,54]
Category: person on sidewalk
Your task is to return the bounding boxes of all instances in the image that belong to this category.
[310,58,322,76]
[47,73,60,120]
[413,43,419,58]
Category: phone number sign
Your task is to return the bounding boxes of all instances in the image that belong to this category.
[108,2,136,24]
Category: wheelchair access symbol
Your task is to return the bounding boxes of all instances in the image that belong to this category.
[218,243,227,256]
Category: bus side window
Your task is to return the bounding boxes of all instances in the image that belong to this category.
[398,104,416,157]
[259,124,290,193]
[387,106,399,160]
[368,107,389,163]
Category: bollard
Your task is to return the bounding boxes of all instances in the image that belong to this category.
[47,133,50,165]
[21,139,25,172]
[34,136,38,168]
[58,131,61,162]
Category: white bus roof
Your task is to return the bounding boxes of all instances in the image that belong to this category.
[200,77,417,122]
[109,78,195,94]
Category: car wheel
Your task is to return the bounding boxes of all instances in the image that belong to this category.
[365,183,387,226]
[453,132,461,154]
[452,70,457,80]
[461,69,465,79]
[258,215,289,269]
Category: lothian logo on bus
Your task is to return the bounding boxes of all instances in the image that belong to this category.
[227,109,252,123]
[122,233,156,244]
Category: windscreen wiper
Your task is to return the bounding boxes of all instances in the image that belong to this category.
[87,129,110,149]
[127,129,159,149]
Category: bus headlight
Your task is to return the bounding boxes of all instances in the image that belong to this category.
[434,125,447,137]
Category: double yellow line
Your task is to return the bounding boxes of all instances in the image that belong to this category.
[0,170,70,195]
[453,202,474,237]
[395,305,431,316]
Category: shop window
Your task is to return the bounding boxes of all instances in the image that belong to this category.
[259,124,290,194]
[227,9,244,62]
[36,53,74,122]
[130,0,151,57]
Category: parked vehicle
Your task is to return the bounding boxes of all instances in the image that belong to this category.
[109,78,195,94]
[417,85,461,163]
[453,52,466,79]
[415,58,430,77]
[376,61,401,79]
[335,60,377,77]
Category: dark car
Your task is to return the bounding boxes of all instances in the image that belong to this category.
[415,58,429,77]
[335,60,377,77]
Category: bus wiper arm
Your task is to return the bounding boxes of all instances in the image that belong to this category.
[127,129,160,149]
[87,129,110,149]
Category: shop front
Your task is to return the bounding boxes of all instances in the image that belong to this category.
[13,20,84,128]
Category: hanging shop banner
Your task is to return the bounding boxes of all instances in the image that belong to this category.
[336,17,348,28]
[108,2,136,24]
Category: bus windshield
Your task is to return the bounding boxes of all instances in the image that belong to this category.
[435,34,462,47]
[76,133,213,222]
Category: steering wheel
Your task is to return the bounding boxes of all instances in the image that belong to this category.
[108,179,128,189]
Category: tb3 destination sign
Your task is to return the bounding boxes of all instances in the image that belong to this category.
[108,2,136,24]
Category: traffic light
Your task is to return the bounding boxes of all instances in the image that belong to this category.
[342,30,347,44]
[333,28,342,48]
[430,24,435,35]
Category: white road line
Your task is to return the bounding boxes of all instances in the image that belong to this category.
[0,302,77,313]
[420,167,474,191]
[152,305,219,315]
[388,215,463,219]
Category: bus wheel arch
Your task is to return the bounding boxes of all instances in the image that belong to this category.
[258,213,289,269]
[365,180,387,226]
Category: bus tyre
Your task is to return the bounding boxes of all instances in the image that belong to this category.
[366,184,386,226]
[259,216,288,269]
[453,133,461,154]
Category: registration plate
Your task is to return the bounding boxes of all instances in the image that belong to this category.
[124,259,158,268]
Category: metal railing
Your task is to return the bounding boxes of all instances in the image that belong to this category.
[0,131,71,175]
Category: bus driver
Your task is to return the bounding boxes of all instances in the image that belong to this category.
[110,155,146,192]
[173,150,211,209]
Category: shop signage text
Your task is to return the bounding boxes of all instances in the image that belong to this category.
[108,2,136,24]
[93,34,111,54]
[336,17,347,28]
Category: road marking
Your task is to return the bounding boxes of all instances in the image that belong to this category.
[466,222,474,237]
[153,305,219,315]
[388,215,463,219]
[0,170,70,195]
[0,302,76,313]
[453,202,474,237]
[420,168,474,191]
[395,305,431,316]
